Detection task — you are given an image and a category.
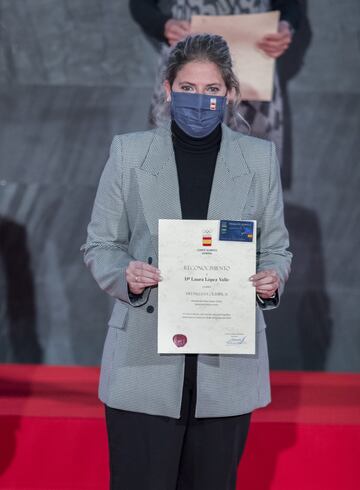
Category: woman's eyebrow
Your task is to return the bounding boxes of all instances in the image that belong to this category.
[178,81,222,86]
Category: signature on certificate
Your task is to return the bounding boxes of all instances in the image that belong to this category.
[226,334,247,345]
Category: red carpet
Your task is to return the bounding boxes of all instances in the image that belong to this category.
[0,365,359,489]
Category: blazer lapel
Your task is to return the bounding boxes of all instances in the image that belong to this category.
[207,124,254,220]
[135,123,255,257]
[135,125,182,257]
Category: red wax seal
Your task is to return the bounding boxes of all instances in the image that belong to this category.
[173,334,187,348]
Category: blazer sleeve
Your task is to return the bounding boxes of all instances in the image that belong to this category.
[256,141,292,310]
[80,136,150,307]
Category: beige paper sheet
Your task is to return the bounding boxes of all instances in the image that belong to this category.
[191,11,280,101]
[158,219,256,355]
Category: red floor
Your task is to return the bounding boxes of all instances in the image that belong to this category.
[0,365,359,489]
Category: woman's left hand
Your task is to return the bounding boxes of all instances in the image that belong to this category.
[257,20,293,59]
[250,269,280,299]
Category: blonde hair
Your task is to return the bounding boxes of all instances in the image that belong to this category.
[157,33,250,133]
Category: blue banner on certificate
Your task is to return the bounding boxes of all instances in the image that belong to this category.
[158,219,257,355]
[219,220,254,242]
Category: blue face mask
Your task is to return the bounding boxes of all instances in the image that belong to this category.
[170,91,227,138]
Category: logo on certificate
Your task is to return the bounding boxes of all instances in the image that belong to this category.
[202,230,212,247]
[173,334,187,348]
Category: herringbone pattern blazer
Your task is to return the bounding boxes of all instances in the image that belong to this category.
[82,123,292,418]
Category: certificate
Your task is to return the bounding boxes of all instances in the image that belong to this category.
[191,11,280,101]
[158,219,256,355]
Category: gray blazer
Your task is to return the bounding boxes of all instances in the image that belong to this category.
[81,123,292,419]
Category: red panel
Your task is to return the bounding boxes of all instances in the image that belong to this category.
[237,423,360,490]
[0,416,108,490]
[0,365,359,489]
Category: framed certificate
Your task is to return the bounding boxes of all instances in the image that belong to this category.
[158,219,256,355]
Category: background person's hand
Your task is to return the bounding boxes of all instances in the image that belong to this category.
[257,20,293,58]
[164,19,191,46]
[126,260,162,295]
[250,269,280,299]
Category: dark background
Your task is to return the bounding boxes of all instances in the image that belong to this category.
[0,0,359,371]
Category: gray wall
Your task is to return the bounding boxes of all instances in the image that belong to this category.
[0,0,359,371]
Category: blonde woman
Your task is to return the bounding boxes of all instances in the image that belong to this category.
[82,34,292,490]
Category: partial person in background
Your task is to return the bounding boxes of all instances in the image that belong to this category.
[129,0,301,164]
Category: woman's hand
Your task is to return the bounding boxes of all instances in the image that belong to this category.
[257,20,293,59]
[250,269,280,299]
[164,19,191,46]
[126,260,162,295]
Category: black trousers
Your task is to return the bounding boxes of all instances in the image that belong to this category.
[105,356,251,490]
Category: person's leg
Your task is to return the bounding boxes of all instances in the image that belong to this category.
[105,354,198,490]
[105,403,188,490]
[176,410,252,490]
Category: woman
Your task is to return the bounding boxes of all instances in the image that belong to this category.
[82,34,292,490]
[129,0,302,163]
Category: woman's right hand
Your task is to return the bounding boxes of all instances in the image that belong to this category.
[126,260,162,295]
[164,19,191,46]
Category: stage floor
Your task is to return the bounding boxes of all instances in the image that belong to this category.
[0,364,359,489]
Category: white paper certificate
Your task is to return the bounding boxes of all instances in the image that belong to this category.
[158,219,256,355]
[191,11,280,101]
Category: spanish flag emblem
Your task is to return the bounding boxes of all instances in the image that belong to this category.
[202,234,212,247]
[210,98,217,110]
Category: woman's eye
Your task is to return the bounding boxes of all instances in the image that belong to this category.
[180,85,193,92]
[207,87,219,93]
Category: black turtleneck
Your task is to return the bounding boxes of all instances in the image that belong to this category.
[172,120,222,221]
[171,120,222,396]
